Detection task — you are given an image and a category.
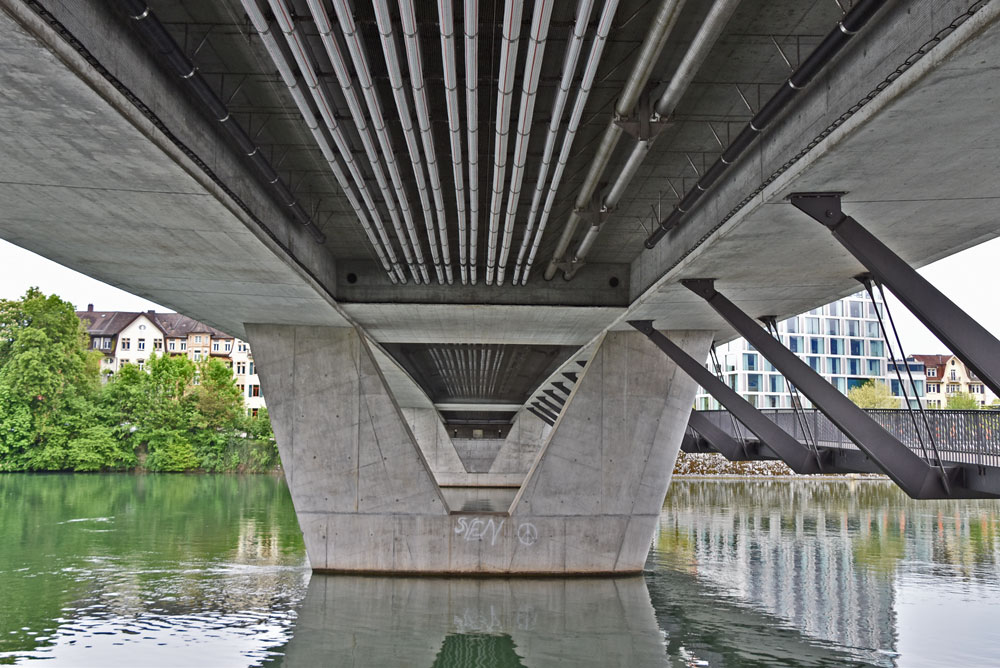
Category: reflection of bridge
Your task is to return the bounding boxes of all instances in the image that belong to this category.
[3,0,1000,572]
[684,409,1000,497]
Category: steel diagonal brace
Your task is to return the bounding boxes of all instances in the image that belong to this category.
[686,410,755,462]
[679,279,955,499]
[627,321,823,474]
[789,192,1000,400]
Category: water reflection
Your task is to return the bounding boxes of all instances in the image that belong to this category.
[5,475,1000,666]
[276,576,669,667]
[653,479,1000,667]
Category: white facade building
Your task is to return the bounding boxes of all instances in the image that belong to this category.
[695,291,926,410]
[78,306,266,415]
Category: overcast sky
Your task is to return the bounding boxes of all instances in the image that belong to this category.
[1,236,998,356]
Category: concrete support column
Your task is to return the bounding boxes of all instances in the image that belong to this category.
[248,324,709,574]
[400,407,468,482]
[246,325,448,571]
[509,329,712,572]
[488,409,550,476]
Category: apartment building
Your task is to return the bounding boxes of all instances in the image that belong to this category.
[695,290,925,410]
[913,354,997,408]
[77,305,265,415]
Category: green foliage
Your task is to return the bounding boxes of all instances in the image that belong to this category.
[0,289,278,473]
[847,380,899,409]
[946,392,981,410]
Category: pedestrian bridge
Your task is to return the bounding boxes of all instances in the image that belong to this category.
[685,409,1000,497]
[1,0,999,572]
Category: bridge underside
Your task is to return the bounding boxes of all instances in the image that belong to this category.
[0,0,998,571]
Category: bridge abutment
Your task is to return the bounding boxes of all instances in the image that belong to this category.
[248,324,709,574]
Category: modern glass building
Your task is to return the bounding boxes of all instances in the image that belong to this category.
[695,290,926,410]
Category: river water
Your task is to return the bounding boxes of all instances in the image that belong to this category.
[2,474,999,667]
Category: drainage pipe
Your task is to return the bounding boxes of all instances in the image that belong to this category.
[645,0,888,249]
[568,0,741,273]
[426,0,467,285]
[395,0,455,284]
[240,0,401,280]
[122,0,326,245]
[316,0,434,283]
[496,0,554,285]
[372,0,451,284]
[543,0,686,280]
[485,1,524,285]
[464,0,479,284]
[519,0,619,285]
[511,0,594,285]
[266,0,419,282]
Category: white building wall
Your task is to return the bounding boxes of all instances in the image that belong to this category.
[695,291,926,410]
[113,314,164,372]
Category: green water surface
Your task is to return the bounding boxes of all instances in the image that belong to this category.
[3,475,1000,667]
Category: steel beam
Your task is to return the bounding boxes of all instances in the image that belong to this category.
[628,321,822,474]
[789,192,1000,399]
[686,410,751,461]
[680,279,952,498]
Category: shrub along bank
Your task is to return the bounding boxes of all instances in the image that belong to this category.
[0,289,277,472]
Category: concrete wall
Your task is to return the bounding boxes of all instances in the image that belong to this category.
[490,409,550,475]
[400,407,468,479]
[250,325,709,574]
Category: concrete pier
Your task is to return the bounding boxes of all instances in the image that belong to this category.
[249,325,709,574]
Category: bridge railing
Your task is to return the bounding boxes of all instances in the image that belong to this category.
[692,409,1000,469]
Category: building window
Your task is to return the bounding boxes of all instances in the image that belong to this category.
[747,374,762,392]
[828,302,842,317]
[788,336,803,354]
[809,338,825,355]
[929,383,939,393]
[927,367,937,378]
[949,369,958,380]
[250,408,259,418]
[193,352,202,361]
[869,340,884,357]
[947,383,960,393]
[848,358,862,375]
[249,362,254,375]
[848,301,863,318]
[138,338,147,351]
[743,353,758,371]
[807,356,821,372]
[849,339,864,356]
[829,338,844,355]
[213,342,220,352]
[225,342,232,351]
[825,319,840,336]
[138,324,146,331]
[768,375,784,393]
[180,341,187,351]
[805,317,820,335]
[154,339,162,350]
[827,358,841,375]
[249,384,261,397]
[195,335,202,343]
[867,359,882,376]
[833,377,847,393]
[169,340,175,351]
[236,362,247,375]
[137,359,145,370]
[866,321,880,338]
[972,384,984,394]
[121,338,130,351]
[784,317,800,334]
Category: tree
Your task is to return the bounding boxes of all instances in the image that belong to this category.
[0,289,105,470]
[846,380,898,409]
[946,392,980,410]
